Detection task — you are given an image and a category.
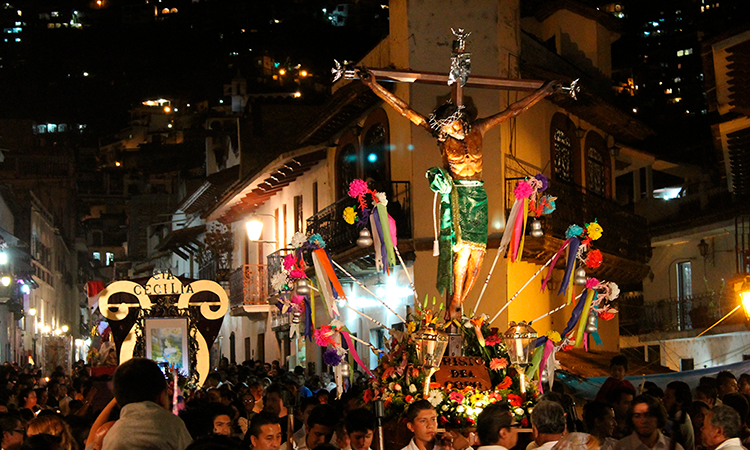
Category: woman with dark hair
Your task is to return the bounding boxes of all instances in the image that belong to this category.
[614,395,684,450]
[18,388,38,421]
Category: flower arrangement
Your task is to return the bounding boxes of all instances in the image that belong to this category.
[361,302,537,427]
[343,179,386,227]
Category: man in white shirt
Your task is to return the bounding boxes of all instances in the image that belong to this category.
[292,398,321,449]
[102,358,193,450]
[280,404,337,450]
[476,402,519,450]
[401,400,471,450]
[526,401,565,450]
[615,395,684,450]
[701,405,746,450]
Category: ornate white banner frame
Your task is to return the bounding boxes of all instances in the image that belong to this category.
[98,272,229,386]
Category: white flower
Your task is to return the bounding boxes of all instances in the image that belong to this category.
[375,192,388,206]
[514,407,525,416]
[466,407,475,416]
[290,232,306,248]
[606,282,621,300]
[428,390,444,407]
[409,384,417,393]
[271,272,288,292]
[456,406,465,413]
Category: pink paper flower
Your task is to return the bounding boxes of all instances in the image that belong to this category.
[514,180,533,200]
[585,278,599,289]
[289,269,306,279]
[348,179,369,198]
[283,254,296,271]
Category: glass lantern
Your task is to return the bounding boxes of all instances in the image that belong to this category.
[503,321,538,366]
[414,323,449,395]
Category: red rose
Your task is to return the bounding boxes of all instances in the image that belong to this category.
[521,417,529,427]
[405,395,414,403]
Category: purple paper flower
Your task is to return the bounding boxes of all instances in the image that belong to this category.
[348,179,369,198]
[323,348,342,366]
[534,174,549,192]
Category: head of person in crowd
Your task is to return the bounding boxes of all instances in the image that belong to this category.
[664,381,692,417]
[20,433,63,450]
[549,433,600,450]
[720,393,748,426]
[26,414,77,450]
[607,386,634,423]
[34,388,48,409]
[0,412,25,450]
[345,408,376,450]
[249,381,264,402]
[206,388,224,404]
[19,387,37,410]
[609,355,628,381]
[476,401,518,449]
[531,400,566,446]
[245,412,282,450]
[112,358,168,408]
[739,374,750,396]
[241,392,256,415]
[642,382,664,401]
[208,404,234,437]
[204,373,221,390]
[690,401,711,441]
[334,421,350,450]
[406,400,438,446]
[263,384,285,418]
[628,395,668,444]
[317,389,330,405]
[299,397,320,429]
[717,371,739,399]
[583,401,615,440]
[305,404,337,450]
[695,386,717,410]
[701,405,742,450]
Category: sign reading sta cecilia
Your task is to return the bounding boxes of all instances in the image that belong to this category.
[132,271,195,296]
[433,356,492,390]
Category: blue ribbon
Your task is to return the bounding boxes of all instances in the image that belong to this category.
[303,295,313,340]
[558,237,580,296]
[562,288,587,337]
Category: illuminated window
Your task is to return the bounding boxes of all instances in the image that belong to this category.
[170,8,177,13]
[47,123,56,133]
[553,129,573,183]
[105,252,114,266]
[665,88,673,94]
[161,8,169,14]
[677,50,684,57]
[92,252,100,261]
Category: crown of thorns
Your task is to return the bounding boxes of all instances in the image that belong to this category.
[428,104,467,132]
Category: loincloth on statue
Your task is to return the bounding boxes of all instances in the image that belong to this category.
[427,167,488,295]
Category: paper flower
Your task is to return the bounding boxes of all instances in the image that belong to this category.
[289,269,306,280]
[586,221,603,240]
[546,331,562,344]
[566,225,584,239]
[585,278,599,289]
[497,376,512,390]
[534,173,549,192]
[514,180,533,199]
[599,310,616,321]
[290,232,306,248]
[489,358,509,371]
[308,234,326,248]
[343,206,357,224]
[374,191,388,206]
[271,272,288,292]
[586,249,603,269]
[603,281,620,301]
[449,392,465,403]
[323,348,342,366]
[427,390,444,407]
[314,325,337,347]
[283,254,296,271]
[348,179,369,198]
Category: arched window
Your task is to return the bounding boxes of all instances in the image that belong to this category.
[335,108,390,199]
[584,132,611,198]
[549,113,581,185]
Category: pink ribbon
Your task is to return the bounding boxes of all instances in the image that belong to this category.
[341,330,375,378]
[541,239,571,292]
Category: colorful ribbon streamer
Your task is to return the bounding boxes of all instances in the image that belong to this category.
[341,330,375,378]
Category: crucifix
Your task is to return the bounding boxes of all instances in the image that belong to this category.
[334,29,578,335]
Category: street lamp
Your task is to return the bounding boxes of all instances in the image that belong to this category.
[413,323,449,396]
[738,277,750,320]
[28,308,36,316]
[245,214,277,243]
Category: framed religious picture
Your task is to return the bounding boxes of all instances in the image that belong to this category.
[145,317,190,372]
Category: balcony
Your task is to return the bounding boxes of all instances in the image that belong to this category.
[619,290,745,336]
[505,178,651,285]
[306,181,412,259]
[228,264,271,315]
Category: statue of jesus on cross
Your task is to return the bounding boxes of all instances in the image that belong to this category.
[355,31,565,320]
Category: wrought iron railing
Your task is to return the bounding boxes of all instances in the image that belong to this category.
[198,260,217,281]
[505,178,651,263]
[619,290,741,335]
[229,264,268,306]
[306,181,411,256]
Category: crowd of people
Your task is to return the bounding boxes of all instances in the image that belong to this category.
[0,354,749,450]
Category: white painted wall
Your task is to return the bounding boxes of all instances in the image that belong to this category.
[639,331,750,371]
